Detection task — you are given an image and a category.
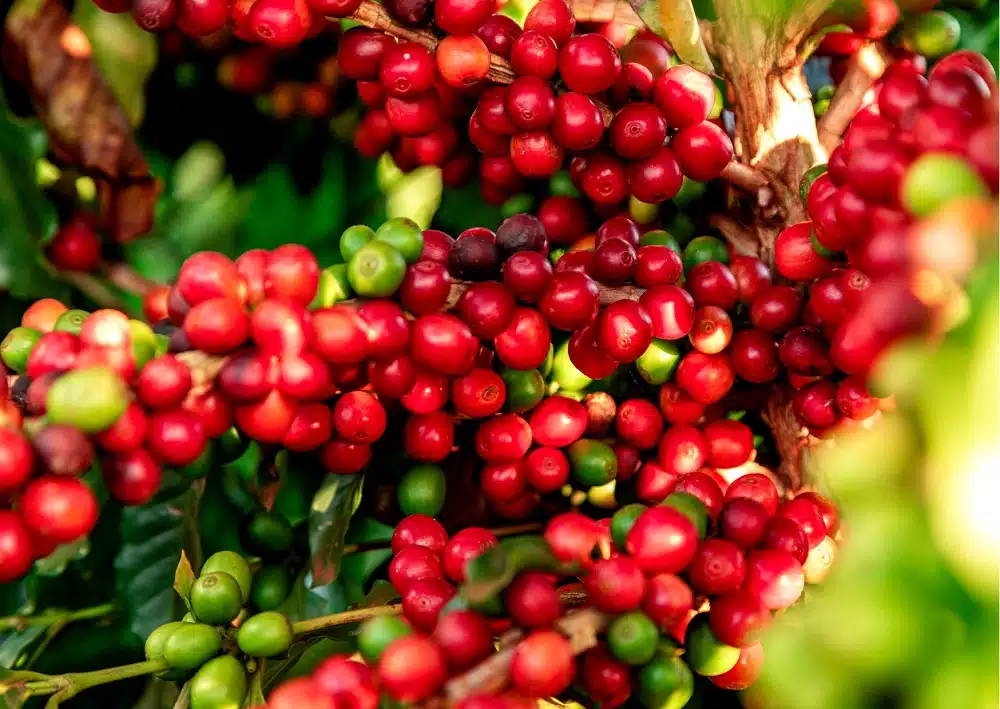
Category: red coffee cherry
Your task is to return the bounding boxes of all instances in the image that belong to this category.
[433,610,495,672]
[443,527,498,582]
[378,636,448,702]
[506,571,563,628]
[510,630,574,697]
[584,556,646,613]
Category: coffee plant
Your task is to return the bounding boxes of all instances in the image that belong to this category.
[0,0,996,707]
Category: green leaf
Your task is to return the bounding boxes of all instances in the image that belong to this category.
[114,473,193,640]
[308,474,364,587]
[0,92,67,301]
[462,536,561,605]
[73,0,156,126]
[271,456,324,529]
[167,178,249,257]
[0,627,46,671]
[172,552,196,612]
[385,166,442,230]
[435,182,503,236]
[627,0,715,72]
[338,517,393,606]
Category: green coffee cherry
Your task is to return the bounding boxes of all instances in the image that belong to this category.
[629,196,659,225]
[251,565,291,611]
[636,339,681,385]
[358,615,412,663]
[683,236,729,270]
[201,551,252,604]
[548,171,579,197]
[902,10,961,58]
[189,655,247,709]
[53,309,88,335]
[611,503,647,551]
[398,464,447,516]
[375,217,424,264]
[550,339,592,392]
[640,230,681,253]
[243,510,294,557]
[799,163,828,203]
[163,623,223,670]
[672,177,706,209]
[501,194,535,219]
[0,327,40,373]
[190,572,244,625]
[340,224,375,263]
[639,652,695,709]
[567,439,618,488]
[662,492,709,538]
[901,152,989,217]
[145,621,186,662]
[46,366,129,433]
[237,611,294,657]
[129,320,157,370]
[501,368,546,413]
[607,611,660,665]
[310,264,353,309]
[348,241,407,298]
[685,614,740,676]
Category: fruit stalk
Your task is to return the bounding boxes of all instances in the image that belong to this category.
[816,42,890,152]
[291,603,404,636]
[0,602,116,631]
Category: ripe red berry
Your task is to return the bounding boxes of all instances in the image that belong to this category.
[709,591,771,648]
[774,221,833,281]
[594,300,653,363]
[552,92,605,150]
[635,245,683,287]
[653,65,716,128]
[177,0,227,34]
[443,527,498,582]
[26,332,79,381]
[544,512,601,564]
[585,556,646,613]
[386,94,441,137]
[434,610,495,671]
[321,438,371,474]
[510,132,564,178]
[725,473,779,515]
[401,370,449,413]
[591,238,637,285]
[507,571,563,627]
[47,217,101,272]
[177,251,243,306]
[248,0,311,48]
[610,102,667,159]
[0,428,34,494]
[676,351,735,404]
[761,516,809,564]
[410,314,478,377]
[19,475,98,544]
[378,635,448,702]
[184,298,249,354]
[137,355,192,409]
[0,511,33,582]
[675,471,725,521]
[558,34,622,95]
[580,153,629,205]
[720,498,769,549]
[689,306,733,355]
[477,13,522,57]
[640,285,695,340]
[481,461,527,503]
[95,402,147,454]
[381,42,436,98]
[658,383,705,425]
[615,399,663,450]
[511,630,574,697]
[32,424,93,477]
[339,27,395,80]
[436,35,492,89]
[625,506,699,574]
[503,251,553,301]
[146,409,206,466]
[103,448,162,505]
[729,329,780,384]
[703,420,753,468]
[493,308,551,370]
[642,573,694,630]
[743,550,804,610]
[523,446,570,493]
[333,391,387,443]
[403,576,456,632]
[475,414,532,463]
[510,31,559,78]
[688,538,747,595]
[403,410,455,462]
[523,0,575,45]
[672,121,733,181]
[687,262,739,310]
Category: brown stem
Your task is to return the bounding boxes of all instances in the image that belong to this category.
[102,263,161,298]
[60,272,129,312]
[762,387,808,491]
[343,0,768,198]
[443,608,608,702]
[816,42,889,153]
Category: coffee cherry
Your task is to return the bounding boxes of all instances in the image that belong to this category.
[507,571,562,627]
[553,92,605,150]
[640,285,695,340]
[443,527,498,582]
[32,424,93,477]
[585,556,646,613]
[403,576,456,632]
[743,550,804,610]
[642,573,693,630]
[709,591,770,648]
[654,65,716,128]
[0,428,34,494]
[434,610,495,671]
[626,506,698,574]
[147,409,206,466]
[594,300,653,363]
[47,217,102,272]
[511,630,574,697]
[688,539,746,595]
[511,31,559,78]
[138,355,193,409]
[0,511,33,582]
[378,635,448,702]
[403,410,455,462]
[19,475,98,544]
[321,439,371,474]
[672,122,733,181]
[494,308,551,370]
[477,14,522,57]
[559,34,622,95]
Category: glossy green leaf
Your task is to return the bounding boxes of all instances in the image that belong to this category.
[114,473,193,640]
[462,536,561,605]
[338,517,394,606]
[308,474,364,587]
[172,551,196,612]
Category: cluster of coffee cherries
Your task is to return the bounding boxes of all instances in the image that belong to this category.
[469,22,731,206]
[270,474,837,707]
[144,551,295,708]
[778,48,998,432]
[0,299,182,581]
